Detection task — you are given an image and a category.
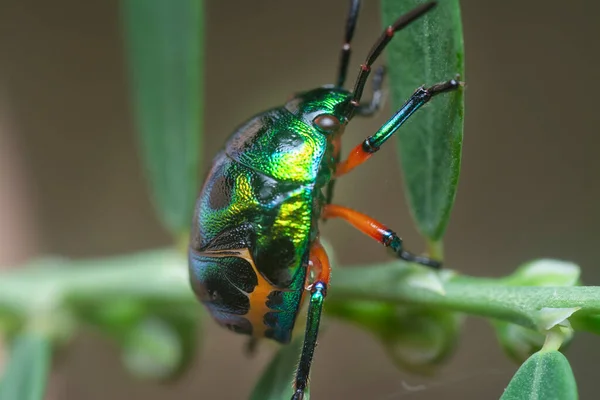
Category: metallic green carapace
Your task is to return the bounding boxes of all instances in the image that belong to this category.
[189,88,348,343]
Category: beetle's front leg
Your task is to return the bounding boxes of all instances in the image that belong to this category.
[292,239,331,400]
[336,77,462,177]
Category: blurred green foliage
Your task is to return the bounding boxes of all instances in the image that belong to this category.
[121,0,204,236]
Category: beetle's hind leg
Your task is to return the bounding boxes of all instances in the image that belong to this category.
[322,204,441,269]
[292,240,331,400]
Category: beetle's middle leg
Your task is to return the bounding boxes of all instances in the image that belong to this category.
[292,239,330,400]
[322,204,441,269]
[336,77,462,177]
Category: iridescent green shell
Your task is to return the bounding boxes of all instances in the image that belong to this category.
[189,87,350,344]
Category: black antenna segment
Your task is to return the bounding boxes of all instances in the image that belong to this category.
[336,0,361,88]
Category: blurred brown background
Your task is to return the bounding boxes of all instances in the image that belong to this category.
[1,0,599,399]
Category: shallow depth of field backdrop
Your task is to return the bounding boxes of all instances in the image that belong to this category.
[1,0,600,399]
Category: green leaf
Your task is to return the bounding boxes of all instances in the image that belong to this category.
[572,313,600,335]
[250,335,308,400]
[493,322,546,364]
[121,0,204,235]
[536,307,579,331]
[504,259,581,287]
[121,317,183,380]
[380,0,465,245]
[0,333,52,400]
[501,350,577,400]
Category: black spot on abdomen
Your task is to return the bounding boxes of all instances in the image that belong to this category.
[253,237,297,286]
[208,174,233,210]
[266,290,284,308]
[189,252,258,315]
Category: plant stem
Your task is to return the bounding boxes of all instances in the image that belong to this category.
[542,328,566,352]
[327,261,600,331]
[1,253,600,335]
[0,250,194,316]
[426,239,444,260]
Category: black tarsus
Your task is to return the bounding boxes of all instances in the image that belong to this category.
[383,230,442,269]
[427,75,462,95]
[400,250,442,269]
[336,0,361,88]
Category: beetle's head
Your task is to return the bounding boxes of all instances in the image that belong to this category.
[284,85,352,135]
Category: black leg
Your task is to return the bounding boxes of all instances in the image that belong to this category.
[292,282,326,400]
[343,1,437,119]
[356,65,386,117]
[291,240,331,400]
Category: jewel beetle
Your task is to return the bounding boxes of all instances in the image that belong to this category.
[188,1,461,398]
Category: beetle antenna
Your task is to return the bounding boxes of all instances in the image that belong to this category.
[336,0,361,88]
[345,1,437,119]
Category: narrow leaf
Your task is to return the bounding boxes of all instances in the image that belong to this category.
[493,321,546,364]
[500,350,577,400]
[505,259,581,287]
[0,333,52,400]
[250,335,308,400]
[380,0,465,243]
[121,0,204,235]
[572,313,600,336]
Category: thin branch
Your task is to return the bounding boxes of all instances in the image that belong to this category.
[1,252,600,334]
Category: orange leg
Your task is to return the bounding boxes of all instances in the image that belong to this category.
[307,239,331,294]
[334,142,373,177]
[322,204,442,269]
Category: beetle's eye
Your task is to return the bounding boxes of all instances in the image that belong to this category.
[313,114,341,132]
